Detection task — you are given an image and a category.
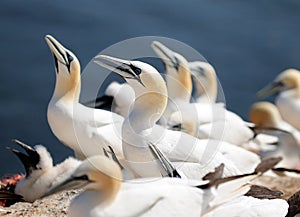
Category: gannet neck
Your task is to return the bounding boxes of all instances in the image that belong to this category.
[177,63,192,101]
[126,69,168,131]
[52,64,81,102]
[189,61,217,103]
[249,102,282,128]
[76,156,122,203]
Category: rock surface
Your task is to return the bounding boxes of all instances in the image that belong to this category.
[0,190,82,217]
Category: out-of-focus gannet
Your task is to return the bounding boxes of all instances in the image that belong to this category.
[45,35,124,160]
[152,41,254,146]
[94,55,262,179]
[89,81,135,117]
[249,101,300,168]
[151,41,192,125]
[257,68,300,130]
[7,139,81,202]
[45,156,288,217]
[189,61,218,103]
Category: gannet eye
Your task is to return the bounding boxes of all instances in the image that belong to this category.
[135,68,141,75]
[129,64,142,75]
[66,52,74,63]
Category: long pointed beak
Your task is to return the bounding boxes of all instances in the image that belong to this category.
[45,35,68,64]
[43,175,91,198]
[94,55,145,86]
[151,41,179,68]
[8,139,40,176]
[257,82,285,99]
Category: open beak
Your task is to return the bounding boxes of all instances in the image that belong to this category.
[45,35,72,72]
[43,175,91,198]
[7,139,40,176]
[257,81,285,99]
[94,55,144,86]
[151,41,179,69]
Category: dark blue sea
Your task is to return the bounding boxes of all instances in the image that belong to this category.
[1,0,300,174]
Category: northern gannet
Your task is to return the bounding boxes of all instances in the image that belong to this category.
[257,68,300,130]
[249,101,300,168]
[45,155,288,217]
[189,61,218,103]
[94,55,259,179]
[151,41,192,126]
[45,35,124,160]
[7,139,81,202]
[152,41,255,146]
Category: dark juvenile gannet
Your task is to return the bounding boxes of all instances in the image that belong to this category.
[7,139,81,202]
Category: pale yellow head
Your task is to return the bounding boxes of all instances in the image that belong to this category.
[45,35,81,102]
[249,102,282,128]
[151,41,192,101]
[257,68,300,98]
[276,68,300,90]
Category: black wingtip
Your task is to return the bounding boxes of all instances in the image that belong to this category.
[85,95,114,110]
[255,156,282,173]
[203,164,224,182]
[286,189,300,217]
[245,184,283,199]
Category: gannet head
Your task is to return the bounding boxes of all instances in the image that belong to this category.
[257,68,300,98]
[167,111,197,136]
[95,55,168,127]
[45,35,81,101]
[151,41,192,101]
[249,102,282,128]
[8,140,53,177]
[44,156,122,199]
[189,61,217,103]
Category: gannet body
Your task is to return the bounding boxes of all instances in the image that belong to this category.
[257,68,300,130]
[249,101,300,168]
[45,156,288,217]
[8,140,81,202]
[202,196,288,217]
[94,55,256,180]
[92,81,135,117]
[45,35,124,160]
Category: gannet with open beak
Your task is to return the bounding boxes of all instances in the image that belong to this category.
[7,139,81,202]
[249,102,300,168]
[257,68,300,130]
[45,156,288,217]
[45,35,124,160]
[152,41,255,146]
[93,55,262,179]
